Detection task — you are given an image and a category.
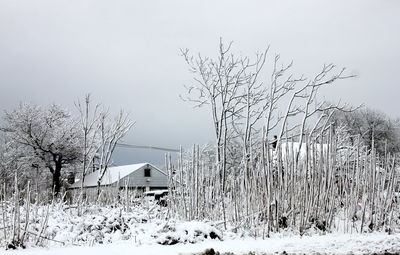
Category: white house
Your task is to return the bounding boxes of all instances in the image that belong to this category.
[70,163,169,192]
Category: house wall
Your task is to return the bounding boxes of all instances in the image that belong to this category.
[119,165,168,189]
[69,186,147,204]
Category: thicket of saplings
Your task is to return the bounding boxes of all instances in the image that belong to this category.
[168,41,399,237]
[168,130,399,237]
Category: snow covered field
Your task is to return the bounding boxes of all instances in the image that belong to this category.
[4,233,400,255]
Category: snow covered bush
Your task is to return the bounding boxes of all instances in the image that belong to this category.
[154,221,222,245]
[0,199,228,249]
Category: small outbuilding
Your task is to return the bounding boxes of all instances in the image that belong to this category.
[70,163,169,192]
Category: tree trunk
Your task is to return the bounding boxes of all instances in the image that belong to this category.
[97,180,101,199]
[52,156,63,196]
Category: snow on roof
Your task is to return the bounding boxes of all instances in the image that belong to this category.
[144,189,169,196]
[70,163,150,188]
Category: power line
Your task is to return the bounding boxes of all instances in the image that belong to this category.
[116,143,180,153]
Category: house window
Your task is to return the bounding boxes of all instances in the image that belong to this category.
[144,168,151,177]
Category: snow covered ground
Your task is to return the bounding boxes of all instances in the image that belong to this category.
[2,202,399,254]
[4,232,400,255]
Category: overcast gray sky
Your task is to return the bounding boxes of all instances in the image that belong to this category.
[0,0,399,165]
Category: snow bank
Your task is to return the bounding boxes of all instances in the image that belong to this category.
[154,221,222,245]
[4,233,400,255]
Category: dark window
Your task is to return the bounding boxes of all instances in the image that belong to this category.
[144,168,151,177]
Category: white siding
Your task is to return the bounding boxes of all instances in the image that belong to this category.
[119,164,168,188]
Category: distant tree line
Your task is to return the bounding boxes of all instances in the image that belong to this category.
[332,107,400,156]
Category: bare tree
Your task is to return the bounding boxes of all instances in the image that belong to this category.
[96,110,134,196]
[75,94,103,196]
[1,103,82,196]
[181,39,270,227]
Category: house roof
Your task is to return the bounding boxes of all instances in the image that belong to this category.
[70,163,164,188]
